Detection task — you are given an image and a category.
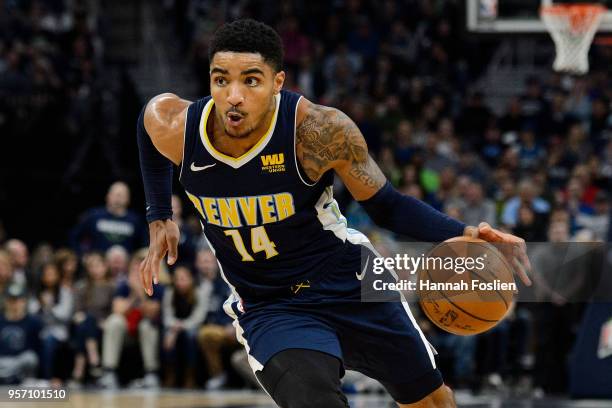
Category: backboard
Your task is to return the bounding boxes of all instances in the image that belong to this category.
[467,0,612,33]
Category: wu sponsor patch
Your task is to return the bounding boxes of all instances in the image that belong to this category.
[261,153,285,173]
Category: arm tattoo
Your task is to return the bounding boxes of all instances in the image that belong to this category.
[296,104,385,189]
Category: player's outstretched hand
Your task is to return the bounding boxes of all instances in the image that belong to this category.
[140,219,180,296]
[465,222,532,286]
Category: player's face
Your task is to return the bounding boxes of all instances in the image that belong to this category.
[210,52,284,139]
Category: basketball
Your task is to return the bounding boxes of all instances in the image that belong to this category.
[417,236,515,336]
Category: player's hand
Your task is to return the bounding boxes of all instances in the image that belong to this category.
[465,222,532,286]
[140,219,180,296]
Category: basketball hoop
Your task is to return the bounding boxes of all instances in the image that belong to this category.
[540,3,606,74]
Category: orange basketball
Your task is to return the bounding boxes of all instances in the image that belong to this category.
[417,236,515,336]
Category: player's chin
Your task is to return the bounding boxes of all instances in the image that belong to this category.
[224,124,252,139]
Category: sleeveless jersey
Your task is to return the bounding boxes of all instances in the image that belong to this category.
[179,90,349,300]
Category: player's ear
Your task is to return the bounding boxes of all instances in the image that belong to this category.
[273,70,285,94]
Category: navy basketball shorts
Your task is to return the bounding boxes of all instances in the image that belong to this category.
[224,234,443,403]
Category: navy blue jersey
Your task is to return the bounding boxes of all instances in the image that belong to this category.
[179,90,349,300]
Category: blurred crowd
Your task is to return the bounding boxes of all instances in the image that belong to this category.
[1,0,611,397]
[0,182,258,390]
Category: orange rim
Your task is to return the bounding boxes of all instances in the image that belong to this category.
[541,4,606,32]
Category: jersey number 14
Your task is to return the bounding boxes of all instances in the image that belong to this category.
[224,226,278,261]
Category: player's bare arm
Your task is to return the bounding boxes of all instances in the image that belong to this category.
[296,98,531,286]
[143,93,191,165]
[296,99,386,200]
[138,93,190,295]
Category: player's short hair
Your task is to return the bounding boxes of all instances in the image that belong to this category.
[209,19,284,72]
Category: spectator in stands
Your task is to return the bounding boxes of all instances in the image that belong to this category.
[105,245,129,282]
[519,76,549,133]
[422,131,456,173]
[566,127,593,170]
[566,78,591,120]
[322,43,361,100]
[30,244,54,278]
[99,251,162,389]
[547,141,577,189]
[479,125,505,168]
[28,262,73,382]
[492,172,515,218]
[564,177,592,232]
[477,301,532,391]
[0,251,15,312]
[501,179,550,228]
[517,128,545,171]
[571,163,600,206]
[513,205,547,242]
[457,151,489,186]
[162,265,206,388]
[456,180,496,228]
[531,221,592,395]
[0,283,41,384]
[70,182,148,255]
[196,248,236,390]
[393,120,416,166]
[54,249,78,288]
[575,191,610,241]
[5,239,30,288]
[70,252,115,386]
[546,91,570,138]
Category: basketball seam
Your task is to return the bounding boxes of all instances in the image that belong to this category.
[423,267,499,323]
[465,268,510,309]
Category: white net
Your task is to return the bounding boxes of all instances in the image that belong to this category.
[541,4,606,74]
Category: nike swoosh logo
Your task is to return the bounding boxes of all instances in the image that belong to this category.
[356,256,369,281]
[191,162,216,172]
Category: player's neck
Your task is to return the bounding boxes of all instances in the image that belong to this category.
[209,101,276,158]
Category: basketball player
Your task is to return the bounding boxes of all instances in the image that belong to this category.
[137,19,531,408]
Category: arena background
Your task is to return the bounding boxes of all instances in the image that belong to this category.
[0,0,611,407]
